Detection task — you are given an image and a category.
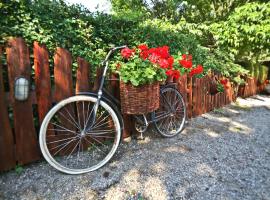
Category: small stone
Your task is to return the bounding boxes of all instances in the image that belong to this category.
[103,171,110,178]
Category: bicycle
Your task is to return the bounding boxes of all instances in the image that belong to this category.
[39,46,186,174]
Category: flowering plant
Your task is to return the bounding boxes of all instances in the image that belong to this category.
[112,45,204,86]
[113,44,180,86]
[177,54,204,78]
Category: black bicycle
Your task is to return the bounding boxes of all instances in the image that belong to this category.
[39,46,186,174]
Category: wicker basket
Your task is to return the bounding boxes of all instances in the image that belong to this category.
[120,81,160,114]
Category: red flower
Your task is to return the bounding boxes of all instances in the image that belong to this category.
[220,79,228,85]
[173,70,180,79]
[167,56,174,69]
[179,59,192,69]
[182,54,192,61]
[140,50,149,60]
[158,46,170,59]
[148,46,170,60]
[179,54,193,68]
[158,59,169,69]
[138,44,148,51]
[148,53,160,64]
[166,69,174,77]
[166,69,180,79]
[182,54,187,60]
[189,65,203,77]
[121,47,135,59]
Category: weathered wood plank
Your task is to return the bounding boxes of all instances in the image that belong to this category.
[53,48,76,155]
[54,47,74,101]
[187,77,193,118]
[0,46,16,171]
[76,57,90,93]
[6,38,40,164]
[93,68,103,92]
[34,42,53,123]
[192,78,197,117]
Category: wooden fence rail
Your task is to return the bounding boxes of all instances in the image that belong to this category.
[0,37,266,171]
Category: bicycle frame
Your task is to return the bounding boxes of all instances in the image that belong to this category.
[84,46,126,131]
[83,45,180,132]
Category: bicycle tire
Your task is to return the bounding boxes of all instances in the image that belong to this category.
[39,95,121,174]
[152,86,186,137]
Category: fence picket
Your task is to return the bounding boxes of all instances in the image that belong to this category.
[53,47,77,155]
[76,57,90,93]
[54,47,74,100]
[187,77,193,118]
[34,42,53,123]
[0,47,16,171]
[6,38,40,164]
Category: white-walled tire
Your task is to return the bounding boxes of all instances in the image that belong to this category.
[39,95,121,174]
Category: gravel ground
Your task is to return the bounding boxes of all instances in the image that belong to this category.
[1,95,270,200]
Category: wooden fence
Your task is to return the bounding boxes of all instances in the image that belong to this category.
[0,37,265,171]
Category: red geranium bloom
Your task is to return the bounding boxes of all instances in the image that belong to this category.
[182,54,187,60]
[179,54,193,69]
[159,46,170,59]
[166,69,180,80]
[121,47,135,59]
[138,44,148,51]
[158,59,169,69]
[189,65,203,77]
[172,70,180,79]
[220,79,228,85]
[148,53,160,64]
[140,50,149,60]
[166,69,174,77]
[167,56,174,69]
[179,59,192,69]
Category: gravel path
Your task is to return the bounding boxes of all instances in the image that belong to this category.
[1,95,270,200]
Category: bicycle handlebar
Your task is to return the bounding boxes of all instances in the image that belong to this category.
[103,45,127,65]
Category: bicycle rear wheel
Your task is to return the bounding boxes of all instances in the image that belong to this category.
[39,95,121,174]
[152,87,186,137]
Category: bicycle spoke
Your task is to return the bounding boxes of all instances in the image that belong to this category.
[49,122,78,135]
[87,129,115,135]
[59,109,80,131]
[47,135,79,144]
[76,103,82,131]
[83,137,107,155]
[66,140,80,160]
[92,113,110,129]
[52,137,78,156]
[76,139,82,166]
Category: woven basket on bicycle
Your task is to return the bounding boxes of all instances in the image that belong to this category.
[120,81,160,114]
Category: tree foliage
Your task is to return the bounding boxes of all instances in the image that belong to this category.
[210,2,270,63]
[111,0,267,23]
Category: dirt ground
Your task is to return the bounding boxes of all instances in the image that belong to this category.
[1,95,270,200]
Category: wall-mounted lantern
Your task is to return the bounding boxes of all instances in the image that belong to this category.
[14,77,29,101]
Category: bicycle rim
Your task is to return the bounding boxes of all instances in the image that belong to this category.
[39,95,121,174]
[152,87,186,137]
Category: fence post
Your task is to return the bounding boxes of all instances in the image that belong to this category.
[6,38,40,164]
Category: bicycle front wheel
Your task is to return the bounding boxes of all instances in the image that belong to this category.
[39,95,121,174]
[152,87,186,137]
